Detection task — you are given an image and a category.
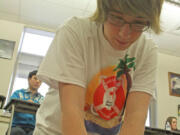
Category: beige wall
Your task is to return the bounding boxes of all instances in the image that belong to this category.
[157,53,180,129]
[0,20,24,96]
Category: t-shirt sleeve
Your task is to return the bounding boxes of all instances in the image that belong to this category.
[131,42,158,99]
[37,19,86,89]
[11,91,20,99]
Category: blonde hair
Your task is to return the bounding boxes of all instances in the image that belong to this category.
[90,0,164,34]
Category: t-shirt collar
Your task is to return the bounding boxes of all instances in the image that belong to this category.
[26,88,39,96]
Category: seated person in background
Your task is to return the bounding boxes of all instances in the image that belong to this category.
[9,70,44,135]
[165,116,179,131]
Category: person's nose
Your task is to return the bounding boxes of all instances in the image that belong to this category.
[36,79,41,84]
[118,24,131,39]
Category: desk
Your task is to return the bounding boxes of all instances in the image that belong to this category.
[145,127,180,135]
[0,109,11,135]
[4,99,40,135]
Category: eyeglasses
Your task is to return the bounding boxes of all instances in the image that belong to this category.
[107,13,150,32]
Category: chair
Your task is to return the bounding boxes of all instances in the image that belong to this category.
[0,95,6,109]
[0,95,10,135]
[4,99,40,135]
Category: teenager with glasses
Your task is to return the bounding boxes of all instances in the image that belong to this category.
[33,0,164,135]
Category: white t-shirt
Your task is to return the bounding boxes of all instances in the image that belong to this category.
[34,17,157,135]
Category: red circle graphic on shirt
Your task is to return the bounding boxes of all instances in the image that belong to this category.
[93,76,125,120]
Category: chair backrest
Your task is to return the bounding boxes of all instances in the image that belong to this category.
[0,95,6,109]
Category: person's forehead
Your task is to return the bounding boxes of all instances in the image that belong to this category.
[31,75,37,78]
[172,118,177,122]
[29,75,37,79]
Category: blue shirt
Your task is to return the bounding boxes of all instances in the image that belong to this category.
[10,89,44,128]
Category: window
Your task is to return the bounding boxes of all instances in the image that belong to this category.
[21,31,53,56]
[146,110,150,126]
[10,28,55,97]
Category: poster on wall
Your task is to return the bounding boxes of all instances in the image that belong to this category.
[168,72,180,97]
[0,39,16,59]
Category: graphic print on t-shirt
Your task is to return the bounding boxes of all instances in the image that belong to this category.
[84,54,136,133]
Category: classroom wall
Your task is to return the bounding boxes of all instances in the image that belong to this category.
[0,20,24,96]
[157,53,180,129]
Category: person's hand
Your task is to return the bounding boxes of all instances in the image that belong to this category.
[27,99,34,103]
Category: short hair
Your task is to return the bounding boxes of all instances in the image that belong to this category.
[28,70,38,79]
[165,116,177,126]
[90,0,164,34]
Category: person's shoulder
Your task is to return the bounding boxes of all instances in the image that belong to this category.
[65,16,90,25]
[13,88,26,94]
[130,33,158,53]
[63,16,94,28]
[11,89,26,98]
[56,16,98,36]
[139,33,157,48]
[128,33,158,59]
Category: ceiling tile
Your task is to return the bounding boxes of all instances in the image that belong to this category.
[0,0,20,15]
[161,2,180,31]
[0,12,19,22]
[85,0,96,12]
[43,0,90,10]
[20,0,84,29]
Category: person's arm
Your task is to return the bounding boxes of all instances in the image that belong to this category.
[119,91,151,135]
[59,83,88,135]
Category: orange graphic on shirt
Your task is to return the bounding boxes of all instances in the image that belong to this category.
[85,65,128,120]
